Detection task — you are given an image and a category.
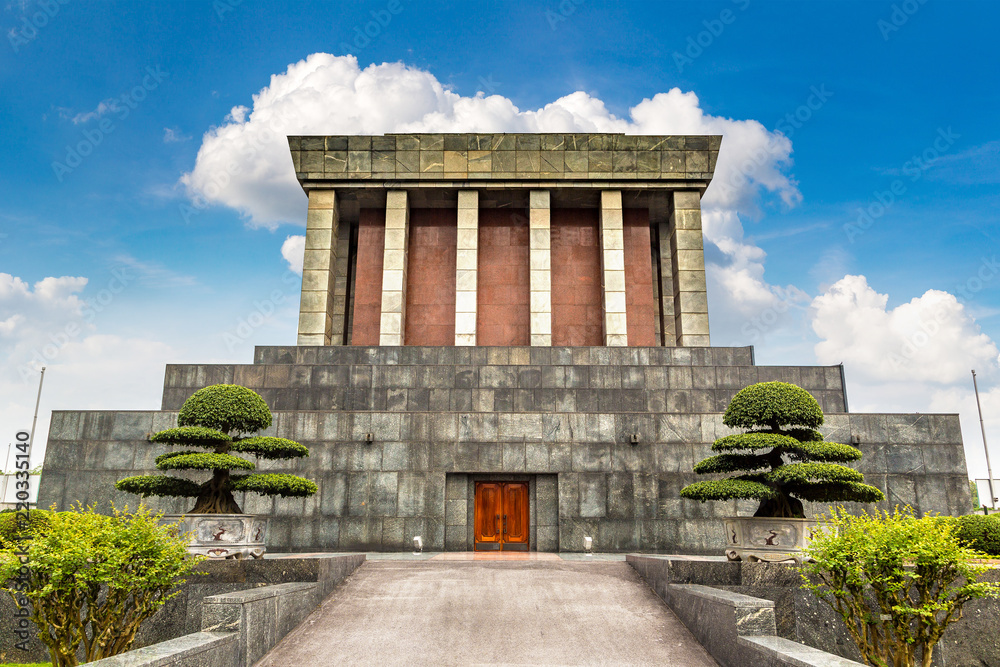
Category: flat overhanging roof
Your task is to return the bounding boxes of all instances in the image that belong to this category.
[288,133,722,194]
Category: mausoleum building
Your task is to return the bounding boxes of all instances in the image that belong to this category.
[39,133,973,553]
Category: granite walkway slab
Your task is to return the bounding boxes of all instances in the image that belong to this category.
[256,559,717,666]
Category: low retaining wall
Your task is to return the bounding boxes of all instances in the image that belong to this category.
[85,632,238,667]
[660,583,862,667]
[627,555,1000,667]
[89,579,334,667]
[0,554,365,665]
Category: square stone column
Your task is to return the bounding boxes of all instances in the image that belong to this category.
[379,190,410,346]
[599,190,628,346]
[455,190,479,346]
[297,189,340,346]
[670,190,710,346]
[328,220,353,345]
[650,193,675,346]
[529,190,552,346]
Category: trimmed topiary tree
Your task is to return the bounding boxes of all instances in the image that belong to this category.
[116,384,317,514]
[680,381,884,518]
[951,513,1000,556]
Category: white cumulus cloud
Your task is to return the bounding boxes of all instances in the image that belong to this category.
[281,235,305,275]
[811,275,1000,384]
[180,53,803,342]
[0,273,184,468]
[180,53,799,232]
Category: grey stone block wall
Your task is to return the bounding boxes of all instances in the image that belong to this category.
[627,556,1000,667]
[38,345,971,554]
[2,554,364,664]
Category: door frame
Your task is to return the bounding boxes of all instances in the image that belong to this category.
[465,474,539,552]
[474,481,530,551]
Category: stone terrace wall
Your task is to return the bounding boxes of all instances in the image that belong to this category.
[37,345,972,553]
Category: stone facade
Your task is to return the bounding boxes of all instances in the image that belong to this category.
[291,133,715,348]
[38,345,971,553]
[35,133,973,553]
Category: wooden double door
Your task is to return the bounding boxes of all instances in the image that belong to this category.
[474,482,529,551]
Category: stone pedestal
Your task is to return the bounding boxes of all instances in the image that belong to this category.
[161,513,269,560]
[722,516,823,564]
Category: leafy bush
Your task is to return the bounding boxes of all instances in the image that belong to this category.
[177,384,271,435]
[0,510,52,550]
[951,513,1000,556]
[116,384,315,514]
[802,507,1000,667]
[680,382,884,517]
[0,505,200,667]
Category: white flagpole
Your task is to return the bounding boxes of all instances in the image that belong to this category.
[972,369,995,510]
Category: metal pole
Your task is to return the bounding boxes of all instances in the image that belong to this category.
[28,367,46,456]
[972,370,995,510]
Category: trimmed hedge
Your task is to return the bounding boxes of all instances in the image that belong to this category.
[177,384,271,436]
[231,473,319,497]
[149,426,232,447]
[0,509,52,549]
[232,436,310,460]
[155,452,254,471]
[952,514,1000,556]
[116,475,202,498]
[723,381,824,430]
[116,384,317,514]
[681,381,884,517]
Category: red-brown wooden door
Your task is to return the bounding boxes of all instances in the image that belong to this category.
[474,482,529,551]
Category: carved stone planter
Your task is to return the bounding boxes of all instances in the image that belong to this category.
[160,513,268,559]
[723,516,823,564]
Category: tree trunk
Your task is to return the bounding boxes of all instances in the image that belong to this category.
[188,470,242,514]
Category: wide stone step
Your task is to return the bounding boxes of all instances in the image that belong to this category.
[253,344,755,367]
[161,362,847,412]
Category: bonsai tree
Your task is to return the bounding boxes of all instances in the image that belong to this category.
[680,381,884,518]
[116,384,317,514]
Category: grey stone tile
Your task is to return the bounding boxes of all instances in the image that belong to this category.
[579,474,608,518]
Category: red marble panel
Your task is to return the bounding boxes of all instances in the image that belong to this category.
[351,208,385,345]
[551,208,602,346]
[405,208,457,345]
[623,208,658,346]
[477,209,530,346]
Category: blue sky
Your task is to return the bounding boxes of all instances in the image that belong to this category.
[2,0,998,486]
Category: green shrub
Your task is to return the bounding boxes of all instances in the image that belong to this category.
[0,510,52,549]
[723,381,824,430]
[802,506,1000,667]
[116,384,315,514]
[0,505,201,667]
[680,382,884,518]
[177,384,271,435]
[952,514,1000,556]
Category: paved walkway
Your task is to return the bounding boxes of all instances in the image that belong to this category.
[257,559,717,666]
